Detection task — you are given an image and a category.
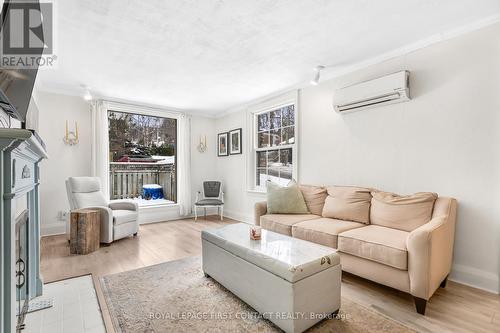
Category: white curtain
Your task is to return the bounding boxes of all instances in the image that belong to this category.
[177,114,192,216]
[90,100,110,199]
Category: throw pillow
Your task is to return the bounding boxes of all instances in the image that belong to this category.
[266,181,309,214]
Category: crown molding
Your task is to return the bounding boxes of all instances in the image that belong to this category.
[35,82,218,119]
[215,13,500,119]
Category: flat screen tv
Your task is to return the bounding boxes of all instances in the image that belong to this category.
[0,0,43,124]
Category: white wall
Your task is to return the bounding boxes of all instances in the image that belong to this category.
[214,22,500,293]
[214,111,265,222]
[190,116,218,202]
[36,91,92,235]
[35,90,218,231]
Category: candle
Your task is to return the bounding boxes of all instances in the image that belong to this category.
[75,121,78,140]
[65,120,68,140]
[250,226,262,240]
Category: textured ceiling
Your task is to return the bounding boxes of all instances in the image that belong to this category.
[37,0,500,115]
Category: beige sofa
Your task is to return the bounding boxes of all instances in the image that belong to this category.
[254,185,457,315]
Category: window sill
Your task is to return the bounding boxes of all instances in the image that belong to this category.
[139,203,179,210]
[246,189,266,194]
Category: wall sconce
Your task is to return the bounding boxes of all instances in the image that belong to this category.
[63,120,79,145]
[197,135,207,153]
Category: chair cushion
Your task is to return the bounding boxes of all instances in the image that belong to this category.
[68,177,101,193]
[113,210,138,226]
[338,225,409,270]
[322,186,373,224]
[266,181,309,214]
[299,185,328,215]
[73,192,108,208]
[260,214,320,236]
[292,218,365,248]
[68,177,108,208]
[195,199,223,206]
[370,191,438,232]
[203,181,221,198]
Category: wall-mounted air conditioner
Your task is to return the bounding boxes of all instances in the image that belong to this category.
[333,70,410,113]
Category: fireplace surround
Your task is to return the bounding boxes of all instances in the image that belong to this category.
[0,129,48,333]
[15,210,29,330]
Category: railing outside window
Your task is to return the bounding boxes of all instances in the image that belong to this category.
[109,162,176,202]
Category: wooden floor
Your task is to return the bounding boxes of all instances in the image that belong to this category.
[41,217,500,333]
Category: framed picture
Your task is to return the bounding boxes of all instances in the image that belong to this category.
[229,128,242,155]
[217,132,229,156]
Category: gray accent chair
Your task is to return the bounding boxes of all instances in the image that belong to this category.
[65,177,139,243]
[194,181,224,221]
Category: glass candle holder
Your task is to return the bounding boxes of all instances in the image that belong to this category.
[250,226,262,240]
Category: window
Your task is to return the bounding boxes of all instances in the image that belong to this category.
[253,103,296,190]
[108,110,177,206]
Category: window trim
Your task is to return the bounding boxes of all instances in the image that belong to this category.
[246,90,299,193]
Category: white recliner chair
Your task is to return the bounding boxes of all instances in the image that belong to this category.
[66,177,139,244]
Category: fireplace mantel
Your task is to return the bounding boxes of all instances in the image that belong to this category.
[0,129,48,333]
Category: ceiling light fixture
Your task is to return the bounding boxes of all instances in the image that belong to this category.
[310,65,325,85]
[83,89,93,101]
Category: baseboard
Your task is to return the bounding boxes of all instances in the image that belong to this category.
[223,210,253,224]
[139,205,220,224]
[41,222,66,236]
[42,206,228,234]
[449,264,499,294]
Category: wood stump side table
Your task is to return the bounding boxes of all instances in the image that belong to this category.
[70,209,100,255]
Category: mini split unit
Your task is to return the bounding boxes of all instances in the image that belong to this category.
[333,70,410,113]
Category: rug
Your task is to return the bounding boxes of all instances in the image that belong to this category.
[100,256,415,333]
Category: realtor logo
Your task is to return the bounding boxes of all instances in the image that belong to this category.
[0,1,56,68]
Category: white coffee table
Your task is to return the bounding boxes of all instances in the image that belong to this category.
[202,223,341,333]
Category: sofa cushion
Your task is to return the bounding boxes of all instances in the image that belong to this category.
[260,214,320,236]
[113,210,138,226]
[266,181,309,214]
[322,186,373,224]
[195,199,223,206]
[338,225,409,270]
[292,218,365,248]
[299,185,328,215]
[370,191,438,232]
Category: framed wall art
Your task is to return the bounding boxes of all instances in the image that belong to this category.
[229,128,242,155]
[217,132,229,156]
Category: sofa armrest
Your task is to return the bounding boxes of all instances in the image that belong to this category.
[406,198,457,299]
[109,200,139,211]
[83,206,114,244]
[254,201,267,226]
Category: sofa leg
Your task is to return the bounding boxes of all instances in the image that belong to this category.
[133,232,138,237]
[413,297,427,315]
[440,275,448,288]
